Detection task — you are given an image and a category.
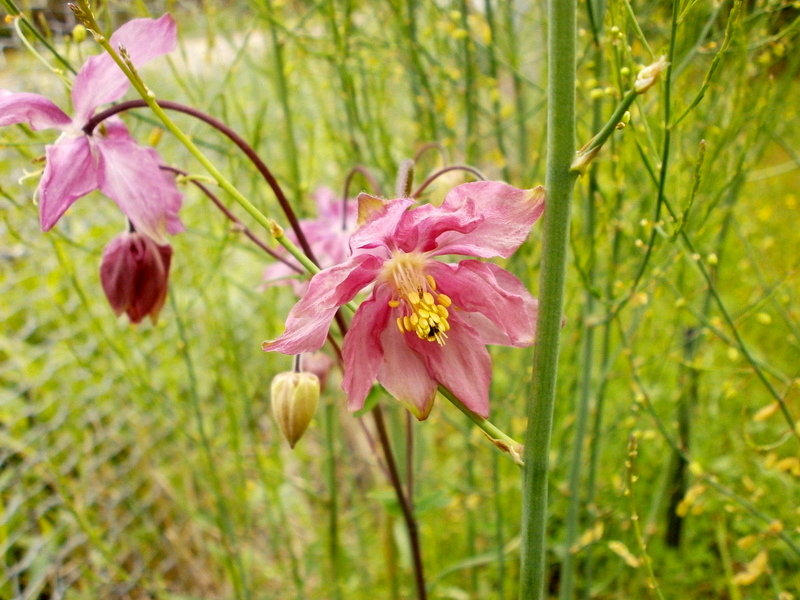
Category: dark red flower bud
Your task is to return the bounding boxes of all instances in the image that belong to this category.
[100,232,173,324]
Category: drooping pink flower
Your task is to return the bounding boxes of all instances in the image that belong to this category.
[100,231,172,324]
[0,15,182,244]
[263,181,545,420]
[262,187,357,294]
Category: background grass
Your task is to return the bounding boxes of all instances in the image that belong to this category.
[1,0,798,598]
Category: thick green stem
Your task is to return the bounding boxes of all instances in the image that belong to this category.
[519,0,577,597]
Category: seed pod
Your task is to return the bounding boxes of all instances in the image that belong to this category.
[270,372,319,448]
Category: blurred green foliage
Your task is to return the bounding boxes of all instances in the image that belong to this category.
[0,0,798,598]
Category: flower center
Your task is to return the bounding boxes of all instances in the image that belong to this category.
[380,252,453,346]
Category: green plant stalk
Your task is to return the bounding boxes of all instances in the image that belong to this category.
[91,32,319,277]
[466,432,478,593]
[483,0,511,182]
[559,172,598,600]
[220,302,306,600]
[715,518,743,600]
[559,13,607,592]
[491,449,506,599]
[501,0,528,173]
[519,0,577,597]
[618,322,800,558]
[171,294,251,600]
[263,0,303,203]
[576,18,610,594]
[459,0,477,165]
[323,0,363,158]
[324,397,343,600]
[625,437,666,600]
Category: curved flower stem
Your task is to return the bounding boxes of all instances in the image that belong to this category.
[159,166,302,273]
[519,0,577,598]
[11,16,72,86]
[438,386,523,466]
[83,99,319,267]
[410,165,487,199]
[413,141,448,164]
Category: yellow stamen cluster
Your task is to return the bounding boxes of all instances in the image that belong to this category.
[381,252,455,346]
[392,277,452,345]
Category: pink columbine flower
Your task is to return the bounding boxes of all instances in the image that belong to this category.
[100,231,172,324]
[262,187,357,294]
[0,15,182,244]
[263,181,545,420]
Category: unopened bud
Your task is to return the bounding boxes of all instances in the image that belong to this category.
[635,56,669,93]
[100,231,172,324]
[271,371,319,448]
[71,24,87,43]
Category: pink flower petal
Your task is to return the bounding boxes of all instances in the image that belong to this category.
[393,201,480,253]
[263,254,384,355]
[407,315,492,418]
[95,121,183,244]
[39,135,101,231]
[0,92,71,130]
[377,326,438,420]
[430,260,537,347]
[71,15,177,122]
[430,182,545,259]
[342,285,392,411]
[349,197,413,255]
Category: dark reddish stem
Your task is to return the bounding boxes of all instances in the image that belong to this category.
[410,165,487,199]
[328,313,427,599]
[84,100,319,267]
[159,166,301,273]
[372,406,427,600]
[413,141,448,164]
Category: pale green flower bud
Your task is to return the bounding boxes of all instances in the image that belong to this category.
[72,24,87,43]
[271,372,319,448]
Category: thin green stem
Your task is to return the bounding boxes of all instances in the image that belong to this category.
[625,437,666,600]
[572,88,637,172]
[88,30,319,277]
[324,397,342,600]
[491,450,506,599]
[459,0,477,164]
[519,0,577,597]
[171,294,251,600]
[439,387,524,466]
[263,0,303,202]
[1,0,76,73]
[559,172,598,600]
[11,17,72,85]
[483,0,510,182]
